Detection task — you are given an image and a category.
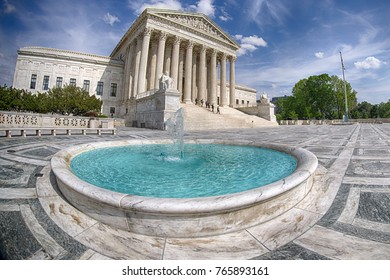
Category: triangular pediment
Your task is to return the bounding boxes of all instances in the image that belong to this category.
[147,9,240,50]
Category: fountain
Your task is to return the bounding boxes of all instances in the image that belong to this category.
[51,135,317,237]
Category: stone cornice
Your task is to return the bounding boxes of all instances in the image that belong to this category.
[19,47,123,67]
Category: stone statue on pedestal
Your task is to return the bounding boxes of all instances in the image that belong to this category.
[159,71,174,90]
[260,93,270,104]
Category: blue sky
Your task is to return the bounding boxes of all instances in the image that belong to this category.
[1,0,389,104]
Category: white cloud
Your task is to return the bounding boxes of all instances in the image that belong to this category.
[219,7,232,22]
[129,0,215,18]
[8,1,123,56]
[103,13,120,26]
[195,0,215,17]
[354,56,382,70]
[129,0,183,15]
[3,0,15,13]
[315,52,324,59]
[241,35,267,47]
[235,35,267,56]
[249,0,290,27]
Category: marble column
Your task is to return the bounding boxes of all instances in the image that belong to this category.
[191,52,197,102]
[128,43,135,99]
[170,36,181,90]
[210,49,217,105]
[123,43,134,100]
[183,41,193,104]
[229,56,236,107]
[207,57,212,102]
[149,40,158,90]
[198,45,206,102]
[178,48,184,98]
[220,53,227,106]
[137,28,151,95]
[155,31,167,88]
[132,36,142,97]
[164,44,172,75]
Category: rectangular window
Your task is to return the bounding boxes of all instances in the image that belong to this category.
[110,107,116,114]
[56,77,63,88]
[110,83,117,97]
[30,74,37,89]
[70,78,76,87]
[83,80,90,92]
[96,81,104,96]
[236,99,239,105]
[242,100,245,105]
[43,75,49,90]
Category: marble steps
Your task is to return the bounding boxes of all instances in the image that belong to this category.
[180,104,276,130]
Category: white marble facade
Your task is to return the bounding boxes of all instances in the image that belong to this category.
[12,8,257,118]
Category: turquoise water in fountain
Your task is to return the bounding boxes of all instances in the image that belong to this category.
[70,144,297,198]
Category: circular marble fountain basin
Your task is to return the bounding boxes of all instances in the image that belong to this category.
[51,139,318,238]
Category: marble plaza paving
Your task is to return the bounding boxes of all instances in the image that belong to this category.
[0,123,389,260]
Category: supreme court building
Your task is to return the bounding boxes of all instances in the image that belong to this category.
[12,8,257,125]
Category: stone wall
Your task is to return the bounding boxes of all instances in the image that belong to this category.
[236,97,277,123]
[0,111,119,129]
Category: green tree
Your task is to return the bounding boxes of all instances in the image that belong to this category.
[378,101,390,118]
[370,104,379,118]
[351,101,373,119]
[278,74,358,120]
[331,75,357,119]
[0,85,102,116]
[47,85,102,115]
[289,74,334,119]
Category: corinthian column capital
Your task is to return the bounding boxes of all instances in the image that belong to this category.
[173,36,181,45]
[143,27,152,37]
[159,31,167,41]
[186,40,194,49]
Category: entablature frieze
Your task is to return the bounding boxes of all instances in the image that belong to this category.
[18,48,124,67]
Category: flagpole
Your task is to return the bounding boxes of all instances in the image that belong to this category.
[340,51,349,122]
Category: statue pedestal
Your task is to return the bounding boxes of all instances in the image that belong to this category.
[134,88,181,130]
[125,74,181,130]
[258,97,277,122]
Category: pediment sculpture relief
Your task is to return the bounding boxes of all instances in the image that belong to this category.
[164,14,222,39]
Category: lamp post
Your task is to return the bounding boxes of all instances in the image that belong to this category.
[340,52,349,122]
